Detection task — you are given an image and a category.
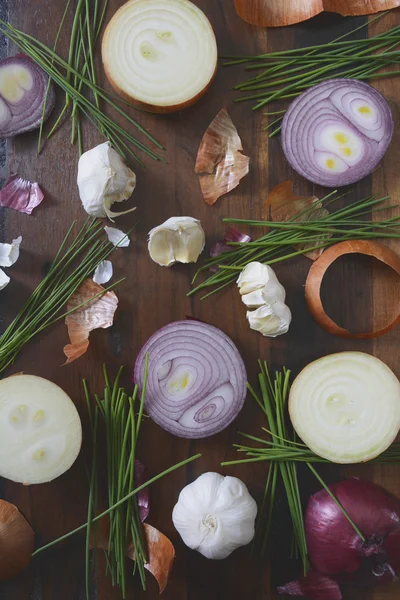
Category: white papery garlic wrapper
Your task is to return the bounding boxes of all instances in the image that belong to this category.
[237,262,291,337]
[172,472,257,559]
[148,216,205,267]
[77,142,136,220]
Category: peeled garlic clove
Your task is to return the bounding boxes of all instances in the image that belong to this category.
[172,472,257,560]
[247,302,292,337]
[237,261,278,295]
[77,142,136,220]
[148,217,205,267]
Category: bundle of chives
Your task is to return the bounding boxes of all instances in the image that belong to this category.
[223,15,400,135]
[188,193,400,299]
[0,14,164,163]
[0,219,123,374]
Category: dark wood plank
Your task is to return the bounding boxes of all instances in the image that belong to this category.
[0,2,399,600]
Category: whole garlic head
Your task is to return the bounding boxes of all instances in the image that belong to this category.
[77,142,136,220]
[237,262,292,337]
[148,217,205,267]
[172,472,257,560]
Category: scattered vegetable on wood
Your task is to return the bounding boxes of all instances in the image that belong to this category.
[305,240,400,338]
[0,55,55,137]
[281,79,394,187]
[148,217,205,267]
[134,320,247,439]
[237,262,291,337]
[102,0,218,113]
[195,108,250,205]
[92,260,113,285]
[0,374,82,484]
[104,226,130,247]
[0,235,22,290]
[234,0,399,27]
[0,173,44,214]
[0,499,34,581]
[77,142,136,220]
[172,472,257,559]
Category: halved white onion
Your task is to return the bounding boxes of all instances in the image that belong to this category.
[289,352,400,464]
[102,0,218,113]
[0,375,82,484]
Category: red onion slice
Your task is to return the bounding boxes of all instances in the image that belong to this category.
[281,79,393,187]
[0,55,55,138]
[134,320,247,439]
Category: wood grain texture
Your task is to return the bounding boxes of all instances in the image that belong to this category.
[0,2,399,600]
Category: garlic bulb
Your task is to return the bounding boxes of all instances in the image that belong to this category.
[237,262,292,337]
[172,472,257,559]
[77,142,136,220]
[148,217,205,267]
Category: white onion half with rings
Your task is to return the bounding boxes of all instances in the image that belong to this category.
[289,352,400,464]
[281,79,394,187]
[102,0,218,113]
[134,320,247,438]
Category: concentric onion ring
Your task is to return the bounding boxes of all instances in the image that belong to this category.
[305,240,400,339]
[134,320,247,438]
[102,0,218,113]
[289,352,400,464]
[281,79,394,187]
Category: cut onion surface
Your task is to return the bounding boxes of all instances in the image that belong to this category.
[281,79,394,187]
[0,56,55,137]
[0,375,82,484]
[289,352,400,464]
[134,320,247,438]
[102,0,218,113]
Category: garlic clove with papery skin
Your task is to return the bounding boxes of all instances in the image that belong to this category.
[77,142,136,220]
[148,217,205,267]
[247,302,292,337]
[172,472,257,560]
[237,261,278,295]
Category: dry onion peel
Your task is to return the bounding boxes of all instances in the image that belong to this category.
[63,279,118,364]
[0,374,82,484]
[0,499,34,581]
[195,108,249,206]
[127,523,175,593]
[234,0,400,27]
[305,240,400,339]
[0,173,44,214]
[102,0,217,113]
[289,352,400,464]
[266,181,329,260]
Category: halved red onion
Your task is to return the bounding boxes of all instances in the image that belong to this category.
[281,79,394,187]
[134,320,247,439]
[0,55,55,138]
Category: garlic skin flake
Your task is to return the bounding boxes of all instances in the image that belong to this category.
[172,472,257,560]
[77,142,136,220]
[0,236,22,267]
[104,226,130,247]
[93,260,113,285]
[237,262,292,337]
[0,269,10,290]
[148,217,205,267]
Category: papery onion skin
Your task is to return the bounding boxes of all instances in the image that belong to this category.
[278,569,342,600]
[102,0,218,113]
[0,500,34,581]
[305,240,400,339]
[0,55,55,137]
[281,79,394,187]
[134,320,247,439]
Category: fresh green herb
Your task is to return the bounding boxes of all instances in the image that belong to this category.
[189,193,400,299]
[223,15,400,135]
[0,219,122,374]
[0,16,165,164]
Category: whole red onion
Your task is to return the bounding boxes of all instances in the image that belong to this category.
[279,479,400,599]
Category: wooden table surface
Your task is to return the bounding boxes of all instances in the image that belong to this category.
[1,1,400,599]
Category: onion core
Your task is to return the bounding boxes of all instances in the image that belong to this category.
[102,0,218,113]
[134,320,247,438]
[281,79,393,187]
[0,374,82,484]
[289,352,400,463]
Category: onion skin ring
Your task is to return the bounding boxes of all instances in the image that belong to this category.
[305,240,400,339]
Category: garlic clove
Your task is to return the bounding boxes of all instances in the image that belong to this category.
[247,302,292,337]
[172,472,257,560]
[0,235,22,267]
[77,142,136,220]
[261,278,286,305]
[237,261,278,295]
[241,288,265,308]
[148,217,205,267]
